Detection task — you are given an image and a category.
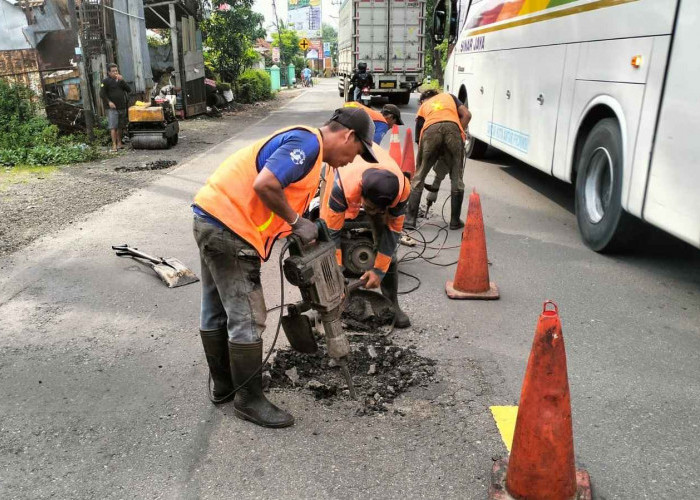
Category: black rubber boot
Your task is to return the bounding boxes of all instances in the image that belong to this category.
[449,191,465,230]
[404,190,422,230]
[200,328,235,404]
[381,263,411,329]
[229,340,294,428]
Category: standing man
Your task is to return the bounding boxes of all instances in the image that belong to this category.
[192,107,377,428]
[405,89,471,230]
[99,63,131,153]
[350,62,374,102]
[320,145,411,328]
[343,101,403,144]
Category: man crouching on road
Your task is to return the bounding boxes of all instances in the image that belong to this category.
[320,145,411,329]
[406,89,471,230]
[192,107,378,428]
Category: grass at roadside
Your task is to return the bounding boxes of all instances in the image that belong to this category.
[0,165,58,191]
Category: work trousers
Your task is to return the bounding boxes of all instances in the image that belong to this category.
[193,216,267,343]
[413,121,465,193]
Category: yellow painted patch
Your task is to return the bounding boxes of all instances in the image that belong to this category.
[490,405,518,453]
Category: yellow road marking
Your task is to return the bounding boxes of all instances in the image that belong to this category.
[490,405,518,452]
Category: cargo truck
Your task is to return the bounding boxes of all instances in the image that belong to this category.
[337,0,426,105]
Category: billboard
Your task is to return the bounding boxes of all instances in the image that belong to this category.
[287,0,322,39]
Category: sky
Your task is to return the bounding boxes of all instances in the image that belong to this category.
[252,0,340,32]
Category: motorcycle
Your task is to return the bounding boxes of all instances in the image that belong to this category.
[360,86,372,106]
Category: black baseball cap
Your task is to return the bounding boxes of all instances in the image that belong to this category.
[361,168,400,209]
[381,104,404,125]
[329,107,378,163]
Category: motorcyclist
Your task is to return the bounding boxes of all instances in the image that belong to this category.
[351,62,374,102]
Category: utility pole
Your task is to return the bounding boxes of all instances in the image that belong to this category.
[66,0,94,140]
[271,0,290,88]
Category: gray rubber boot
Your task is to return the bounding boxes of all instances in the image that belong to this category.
[200,328,235,404]
[449,191,465,230]
[404,190,422,230]
[229,340,294,428]
[381,263,411,329]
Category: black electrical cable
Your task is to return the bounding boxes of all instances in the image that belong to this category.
[207,241,291,402]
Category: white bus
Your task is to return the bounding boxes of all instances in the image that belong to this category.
[433,0,699,252]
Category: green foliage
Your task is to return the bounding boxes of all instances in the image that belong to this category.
[0,79,103,167]
[201,0,265,84]
[147,29,170,46]
[271,25,301,67]
[236,69,271,104]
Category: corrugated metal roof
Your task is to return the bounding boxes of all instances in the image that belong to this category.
[22,0,67,47]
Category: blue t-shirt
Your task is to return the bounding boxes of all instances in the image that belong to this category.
[374,121,389,144]
[193,128,320,226]
[256,129,320,187]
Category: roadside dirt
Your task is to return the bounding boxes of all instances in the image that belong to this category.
[0,90,302,257]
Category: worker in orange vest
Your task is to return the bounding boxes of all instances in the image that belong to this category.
[343,101,403,144]
[406,89,471,230]
[192,107,377,428]
[320,145,411,328]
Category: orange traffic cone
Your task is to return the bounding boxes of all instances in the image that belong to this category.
[445,189,499,300]
[489,301,592,500]
[400,128,416,179]
[388,125,402,167]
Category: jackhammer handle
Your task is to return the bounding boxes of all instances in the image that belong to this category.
[346,277,368,293]
[112,245,161,264]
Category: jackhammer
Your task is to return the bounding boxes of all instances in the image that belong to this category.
[281,221,363,399]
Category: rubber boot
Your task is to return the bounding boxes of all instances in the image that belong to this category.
[404,190,422,230]
[229,340,294,428]
[449,191,465,230]
[200,328,235,404]
[381,263,411,329]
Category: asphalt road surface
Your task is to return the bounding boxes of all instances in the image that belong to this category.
[1,79,698,499]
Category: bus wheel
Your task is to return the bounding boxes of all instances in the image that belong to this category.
[465,130,488,159]
[575,118,640,252]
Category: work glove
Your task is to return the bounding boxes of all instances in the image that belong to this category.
[290,217,318,244]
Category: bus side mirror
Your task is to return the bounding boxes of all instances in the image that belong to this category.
[448,0,458,44]
[433,0,447,44]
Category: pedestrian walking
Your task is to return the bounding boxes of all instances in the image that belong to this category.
[191,107,377,428]
[99,63,131,153]
[405,90,472,230]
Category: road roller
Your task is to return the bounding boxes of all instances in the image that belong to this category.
[127,101,179,150]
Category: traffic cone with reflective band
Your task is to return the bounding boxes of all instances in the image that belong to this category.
[445,189,499,300]
[489,301,592,500]
[388,125,402,167]
[400,128,416,179]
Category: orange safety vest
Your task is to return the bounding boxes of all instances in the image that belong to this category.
[194,126,324,260]
[416,93,466,141]
[343,101,387,125]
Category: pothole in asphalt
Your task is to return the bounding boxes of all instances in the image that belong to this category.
[265,293,439,416]
[114,160,177,172]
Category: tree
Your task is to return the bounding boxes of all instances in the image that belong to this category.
[270,23,301,69]
[201,0,265,83]
[321,23,338,67]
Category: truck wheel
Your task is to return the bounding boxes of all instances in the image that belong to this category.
[574,118,640,252]
[465,131,488,159]
[398,92,411,106]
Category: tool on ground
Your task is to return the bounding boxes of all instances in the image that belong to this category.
[489,301,592,500]
[281,221,364,399]
[389,125,402,166]
[445,189,499,299]
[112,244,199,288]
[400,127,415,179]
[128,100,179,150]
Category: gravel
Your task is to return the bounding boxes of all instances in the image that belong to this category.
[0,92,302,257]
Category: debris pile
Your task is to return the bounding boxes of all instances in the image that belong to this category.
[115,160,177,172]
[267,293,438,415]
